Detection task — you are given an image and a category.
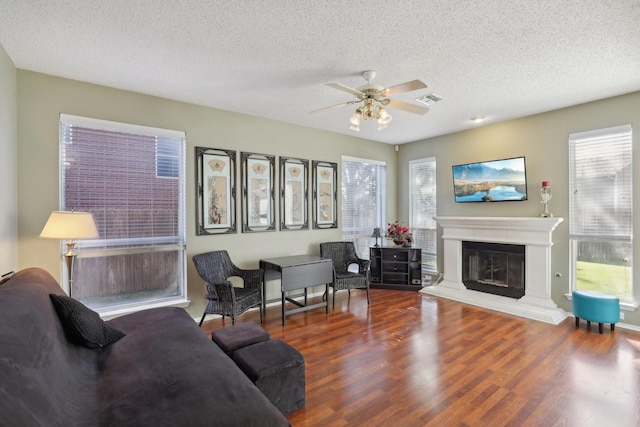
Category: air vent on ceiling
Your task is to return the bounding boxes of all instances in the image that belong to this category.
[415,93,443,106]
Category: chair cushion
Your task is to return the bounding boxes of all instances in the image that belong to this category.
[335,272,365,280]
[50,294,125,348]
[235,287,261,299]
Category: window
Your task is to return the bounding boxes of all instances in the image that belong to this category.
[156,137,180,178]
[569,125,633,302]
[341,156,386,258]
[409,158,438,279]
[60,114,187,315]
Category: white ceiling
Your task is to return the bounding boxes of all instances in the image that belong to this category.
[1,1,639,144]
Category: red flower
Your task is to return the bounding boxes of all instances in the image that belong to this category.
[385,221,413,243]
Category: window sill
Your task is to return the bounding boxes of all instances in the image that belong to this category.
[564,293,638,312]
[98,297,191,320]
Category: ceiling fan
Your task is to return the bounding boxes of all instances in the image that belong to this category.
[310,70,430,131]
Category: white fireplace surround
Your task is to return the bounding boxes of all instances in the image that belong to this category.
[421,216,567,324]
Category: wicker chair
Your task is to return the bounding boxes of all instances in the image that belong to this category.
[320,241,370,309]
[192,250,263,326]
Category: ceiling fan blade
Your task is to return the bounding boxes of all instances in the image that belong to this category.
[386,99,430,115]
[382,80,427,96]
[325,82,364,97]
[309,100,359,114]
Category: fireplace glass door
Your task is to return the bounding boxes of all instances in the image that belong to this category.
[462,241,525,298]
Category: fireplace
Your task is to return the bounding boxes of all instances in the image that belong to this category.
[462,241,525,298]
[421,217,567,324]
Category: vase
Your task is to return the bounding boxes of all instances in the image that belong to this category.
[393,239,404,247]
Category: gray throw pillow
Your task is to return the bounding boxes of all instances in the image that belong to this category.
[49,294,125,348]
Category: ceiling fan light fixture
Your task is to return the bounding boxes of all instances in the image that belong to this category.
[315,71,429,132]
[377,107,392,125]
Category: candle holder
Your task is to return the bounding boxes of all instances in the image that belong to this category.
[540,181,553,217]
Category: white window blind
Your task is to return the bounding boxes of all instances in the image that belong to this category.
[568,124,633,301]
[156,137,181,178]
[341,156,387,258]
[569,125,632,238]
[409,157,437,274]
[59,114,187,311]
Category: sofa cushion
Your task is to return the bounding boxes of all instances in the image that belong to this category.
[50,294,125,348]
[100,307,290,427]
[0,268,99,426]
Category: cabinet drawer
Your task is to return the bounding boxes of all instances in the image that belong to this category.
[382,262,407,273]
[382,250,409,262]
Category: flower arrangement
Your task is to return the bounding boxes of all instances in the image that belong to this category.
[386,221,413,246]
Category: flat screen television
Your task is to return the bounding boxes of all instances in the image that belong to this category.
[452,156,528,202]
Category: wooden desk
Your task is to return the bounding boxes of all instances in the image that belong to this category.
[260,255,333,325]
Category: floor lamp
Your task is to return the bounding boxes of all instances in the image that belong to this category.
[40,211,99,296]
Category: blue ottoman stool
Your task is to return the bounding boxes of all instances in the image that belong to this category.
[572,290,620,334]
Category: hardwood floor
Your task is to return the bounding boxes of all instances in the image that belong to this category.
[201,289,640,427]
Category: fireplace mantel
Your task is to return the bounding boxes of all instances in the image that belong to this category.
[421,216,567,324]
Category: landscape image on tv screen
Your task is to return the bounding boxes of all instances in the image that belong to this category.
[452,157,528,202]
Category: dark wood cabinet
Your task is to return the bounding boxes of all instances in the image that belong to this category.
[369,247,423,290]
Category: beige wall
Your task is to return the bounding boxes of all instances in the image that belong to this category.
[16,70,397,319]
[398,91,640,327]
[14,69,640,327]
[0,44,17,275]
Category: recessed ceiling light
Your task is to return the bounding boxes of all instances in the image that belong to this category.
[470,116,487,123]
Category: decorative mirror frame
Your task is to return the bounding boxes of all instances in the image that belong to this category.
[195,146,237,235]
[241,152,276,232]
[279,156,309,231]
[312,160,338,229]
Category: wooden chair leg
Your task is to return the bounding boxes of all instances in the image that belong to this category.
[199,312,207,327]
[611,323,616,331]
[366,287,370,305]
[598,323,603,334]
[575,317,579,328]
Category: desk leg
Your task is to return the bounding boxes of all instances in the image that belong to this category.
[281,291,286,326]
[325,283,329,313]
[262,279,266,323]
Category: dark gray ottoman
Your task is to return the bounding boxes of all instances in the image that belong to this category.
[211,322,270,356]
[233,339,305,416]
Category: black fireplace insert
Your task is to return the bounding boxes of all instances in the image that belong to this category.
[462,241,525,299]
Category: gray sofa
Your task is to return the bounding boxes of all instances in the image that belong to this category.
[0,268,290,427]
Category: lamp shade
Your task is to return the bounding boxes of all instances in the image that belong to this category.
[40,211,99,240]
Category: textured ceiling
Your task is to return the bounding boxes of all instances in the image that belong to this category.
[1,1,639,144]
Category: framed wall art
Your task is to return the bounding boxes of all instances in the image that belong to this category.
[279,156,308,230]
[195,146,236,235]
[241,152,276,232]
[312,160,338,229]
